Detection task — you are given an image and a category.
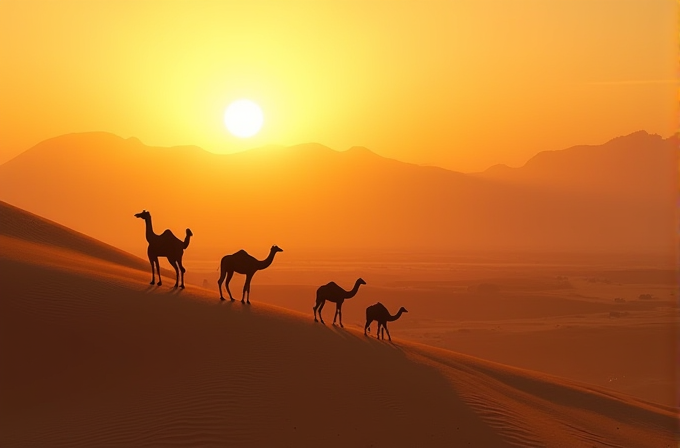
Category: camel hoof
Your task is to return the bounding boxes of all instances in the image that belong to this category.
[220,297,225,301]
[150,281,155,285]
[180,285,185,289]
[157,282,162,286]
[340,324,344,328]
[314,318,318,322]
[230,298,235,302]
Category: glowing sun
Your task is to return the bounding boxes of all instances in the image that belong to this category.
[224,99,264,138]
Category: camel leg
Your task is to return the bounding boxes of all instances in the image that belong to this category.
[149,256,156,285]
[155,259,162,286]
[178,258,186,289]
[217,268,226,300]
[383,323,391,342]
[244,276,252,304]
[313,299,323,322]
[376,323,382,339]
[224,271,235,301]
[337,303,344,328]
[364,319,373,336]
[242,274,253,304]
[318,301,326,324]
[169,258,180,288]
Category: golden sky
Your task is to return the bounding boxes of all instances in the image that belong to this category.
[0,0,676,172]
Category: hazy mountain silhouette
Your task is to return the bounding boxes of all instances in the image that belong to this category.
[476,131,677,200]
[0,131,674,258]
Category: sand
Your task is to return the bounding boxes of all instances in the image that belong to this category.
[0,202,677,447]
[188,258,678,407]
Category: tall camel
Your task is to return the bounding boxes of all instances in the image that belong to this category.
[218,245,283,304]
[134,210,193,288]
[364,302,408,341]
[313,278,366,327]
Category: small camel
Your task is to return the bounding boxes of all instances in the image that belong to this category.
[313,278,366,327]
[218,245,283,303]
[134,210,193,288]
[364,302,408,341]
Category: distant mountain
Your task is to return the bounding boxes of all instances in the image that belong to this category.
[475,131,677,201]
[0,131,675,260]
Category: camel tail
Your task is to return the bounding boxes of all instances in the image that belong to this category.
[183,228,193,249]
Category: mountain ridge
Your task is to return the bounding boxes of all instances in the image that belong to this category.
[0,130,674,258]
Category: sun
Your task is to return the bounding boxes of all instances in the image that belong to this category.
[224,99,264,138]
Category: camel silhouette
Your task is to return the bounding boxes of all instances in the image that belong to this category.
[134,210,192,288]
[313,278,366,327]
[217,245,283,304]
[364,302,408,341]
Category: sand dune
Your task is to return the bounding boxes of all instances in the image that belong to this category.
[0,205,677,447]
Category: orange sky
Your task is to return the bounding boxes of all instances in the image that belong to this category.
[0,0,676,172]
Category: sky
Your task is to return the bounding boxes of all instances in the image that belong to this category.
[0,0,676,172]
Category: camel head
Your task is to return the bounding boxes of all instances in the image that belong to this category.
[271,245,283,253]
[399,307,409,314]
[356,278,367,286]
[134,210,151,220]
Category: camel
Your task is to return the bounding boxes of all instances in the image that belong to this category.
[134,210,193,288]
[364,302,408,341]
[218,245,283,304]
[313,278,366,327]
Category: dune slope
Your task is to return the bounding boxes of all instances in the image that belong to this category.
[0,205,677,447]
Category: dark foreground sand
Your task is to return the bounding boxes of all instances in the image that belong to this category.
[0,201,677,447]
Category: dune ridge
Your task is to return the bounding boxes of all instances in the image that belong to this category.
[0,203,677,447]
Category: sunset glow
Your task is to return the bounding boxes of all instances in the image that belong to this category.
[0,1,675,170]
[0,2,677,446]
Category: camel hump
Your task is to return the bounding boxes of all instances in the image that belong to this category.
[317,281,338,293]
[160,229,176,238]
[235,249,249,256]
[367,302,387,314]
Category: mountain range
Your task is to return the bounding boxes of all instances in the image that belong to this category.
[0,130,675,261]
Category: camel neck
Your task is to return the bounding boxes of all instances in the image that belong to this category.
[387,309,404,322]
[144,217,155,242]
[346,281,363,299]
[257,250,276,270]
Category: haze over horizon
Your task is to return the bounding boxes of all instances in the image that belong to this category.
[4,127,675,174]
[0,129,674,263]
